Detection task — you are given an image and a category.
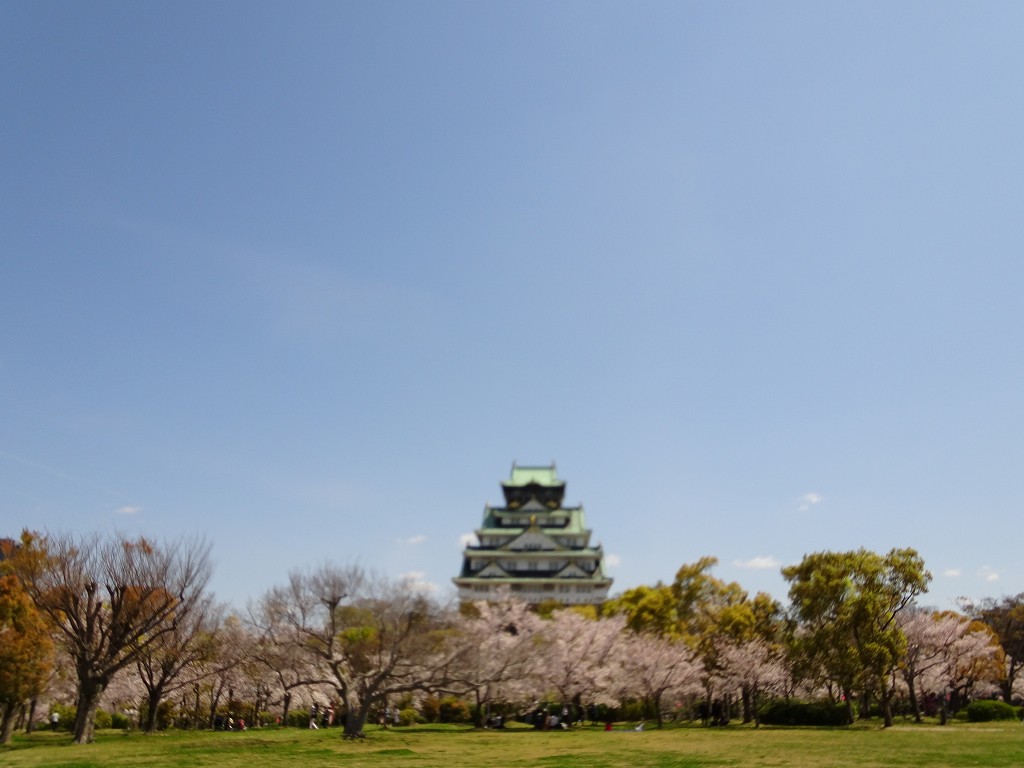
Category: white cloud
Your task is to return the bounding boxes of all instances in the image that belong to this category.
[117,505,142,515]
[399,571,438,594]
[604,554,622,568]
[399,534,427,546]
[798,492,823,512]
[944,568,962,578]
[458,532,477,548]
[981,566,1000,583]
[735,556,780,570]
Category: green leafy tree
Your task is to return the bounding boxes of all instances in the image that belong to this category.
[602,583,678,637]
[672,557,748,641]
[670,557,749,712]
[783,548,931,727]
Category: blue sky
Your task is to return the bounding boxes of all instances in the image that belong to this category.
[3,2,1022,613]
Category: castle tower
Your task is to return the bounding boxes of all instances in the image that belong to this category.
[453,463,613,605]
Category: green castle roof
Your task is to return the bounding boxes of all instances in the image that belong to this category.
[504,463,562,487]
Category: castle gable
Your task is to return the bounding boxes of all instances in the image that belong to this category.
[504,528,560,552]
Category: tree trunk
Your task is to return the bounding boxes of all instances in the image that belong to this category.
[344,702,370,739]
[251,687,263,728]
[1000,679,1013,704]
[1,703,16,745]
[879,684,894,728]
[1001,658,1018,703]
[281,691,292,726]
[473,689,484,728]
[858,688,871,720]
[144,683,166,733]
[73,677,106,744]
[702,682,714,726]
[842,687,855,725]
[904,672,921,723]
[26,697,38,733]
[741,685,752,724]
[208,679,225,729]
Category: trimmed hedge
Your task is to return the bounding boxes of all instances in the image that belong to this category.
[758,699,849,726]
[398,707,424,726]
[420,696,472,724]
[45,704,132,731]
[965,700,1018,722]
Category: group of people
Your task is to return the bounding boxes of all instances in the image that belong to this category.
[212,715,247,731]
[527,704,644,732]
[308,702,335,729]
[531,706,578,730]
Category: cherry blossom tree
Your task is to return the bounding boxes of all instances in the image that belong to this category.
[615,631,699,727]
[899,610,958,722]
[447,595,542,724]
[927,620,999,722]
[716,638,787,727]
[964,593,1024,703]
[196,613,253,728]
[134,597,224,732]
[900,609,999,724]
[534,610,626,718]
[249,597,332,727]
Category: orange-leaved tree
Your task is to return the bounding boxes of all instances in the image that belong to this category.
[0,539,53,743]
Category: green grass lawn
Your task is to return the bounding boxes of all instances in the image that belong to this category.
[3,721,1022,768]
